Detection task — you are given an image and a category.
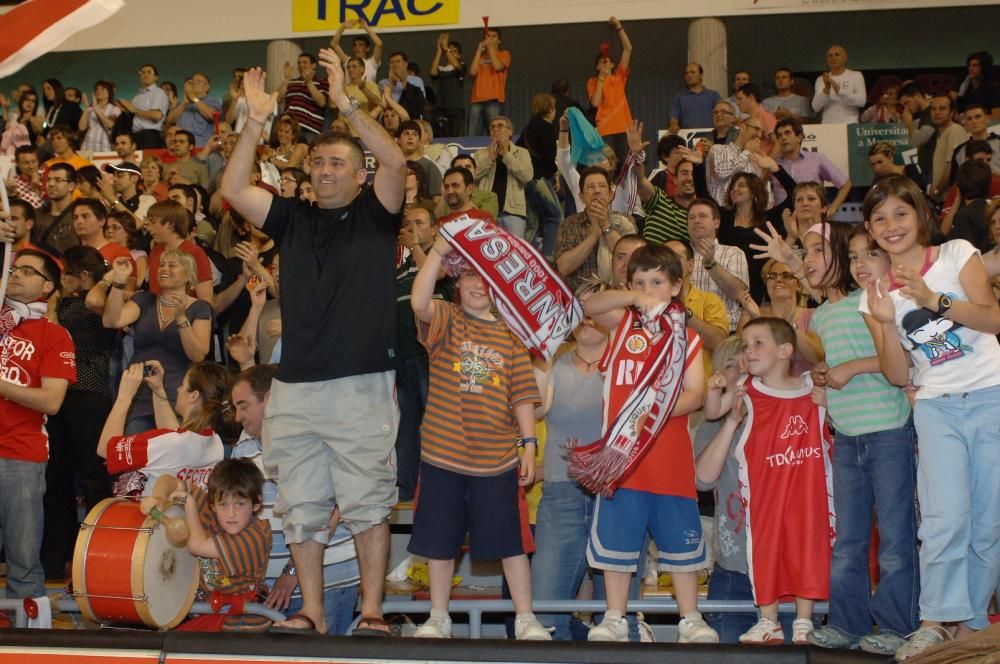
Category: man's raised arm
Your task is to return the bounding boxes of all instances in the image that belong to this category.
[319,48,406,212]
[219,68,276,229]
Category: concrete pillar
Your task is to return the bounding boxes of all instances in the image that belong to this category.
[266,39,302,93]
[688,18,727,98]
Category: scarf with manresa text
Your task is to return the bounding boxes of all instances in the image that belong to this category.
[569,302,688,497]
[438,215,582,361]
[0,297,48,344]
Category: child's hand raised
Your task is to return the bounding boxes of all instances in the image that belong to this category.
[865,277,896,324]
[707,372,729,391]
[726,388,746,424]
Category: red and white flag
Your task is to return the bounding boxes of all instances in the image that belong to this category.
[0,0,124,79]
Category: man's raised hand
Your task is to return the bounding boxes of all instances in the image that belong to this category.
[319,48,346,103]
[243,68,276,123]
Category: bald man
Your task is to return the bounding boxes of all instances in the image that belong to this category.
[812,45,866,123]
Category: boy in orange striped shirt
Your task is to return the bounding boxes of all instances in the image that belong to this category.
[407,233,550,640]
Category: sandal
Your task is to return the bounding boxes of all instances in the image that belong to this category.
[270,612,319,635]
[353,615,392,637]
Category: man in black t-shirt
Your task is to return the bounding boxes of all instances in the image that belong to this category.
[220,48,406,637]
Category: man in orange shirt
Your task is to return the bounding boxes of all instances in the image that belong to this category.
[467,28,511,136]
[587,16,634,167]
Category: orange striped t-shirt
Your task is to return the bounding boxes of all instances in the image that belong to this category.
[419,301,540,476]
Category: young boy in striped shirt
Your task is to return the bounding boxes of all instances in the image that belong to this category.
[407,233,550,640]
[177,458,273,632]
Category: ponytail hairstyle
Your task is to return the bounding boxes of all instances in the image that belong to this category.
[182,362,231,434]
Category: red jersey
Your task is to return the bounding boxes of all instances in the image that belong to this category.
[734,374,835,605]
[601,311,702,498]
[148,240,213,294]
[0,318,77,462]
[106,427,224,496]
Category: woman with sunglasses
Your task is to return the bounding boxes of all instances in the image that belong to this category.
[737,258,822,374]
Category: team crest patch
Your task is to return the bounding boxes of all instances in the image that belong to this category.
[626,334,647,354]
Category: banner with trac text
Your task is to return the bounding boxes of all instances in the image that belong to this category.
[292,0,459,31]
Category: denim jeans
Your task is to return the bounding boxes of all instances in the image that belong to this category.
[0,458,47,598]
[395,354,429,502]
[828,422,920,639]
[284,583,359,635]
[705,564,796,644]
[523,177,563,256]
[467,101,503,136]
[912,385,1000,630]
[497,213,526,240]
[531,481,594,640]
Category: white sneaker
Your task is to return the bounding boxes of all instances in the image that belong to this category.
[514,613,552,640]
[894,626,951,661]
[678,611,719,644]
[588,611,629,642]
[739,617,785,645]
[413,613,452,638]
[792,618,814,645]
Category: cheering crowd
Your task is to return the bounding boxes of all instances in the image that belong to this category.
[2,14,1000,662]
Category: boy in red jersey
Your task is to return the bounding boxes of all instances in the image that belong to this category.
[582,244,718,643]
[734,317,834,645]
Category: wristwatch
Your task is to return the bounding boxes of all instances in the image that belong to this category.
[341,97,361,118]
[601,225,615,236]
[702,259,717,270]
[935,293,953,316]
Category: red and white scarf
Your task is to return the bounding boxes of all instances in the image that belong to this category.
[439,215,582,361]
[0,298,47,343]
[569,302,688,497]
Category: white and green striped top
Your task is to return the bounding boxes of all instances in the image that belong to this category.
[810,289,911,436]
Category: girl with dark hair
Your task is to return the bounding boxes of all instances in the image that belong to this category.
[97,360,228,497]
[42,78,82,134]
[859,174,1000,660]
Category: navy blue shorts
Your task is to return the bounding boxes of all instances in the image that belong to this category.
[408,462,534,561]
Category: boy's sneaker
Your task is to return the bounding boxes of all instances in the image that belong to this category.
[739,617,785,645]
[678,611,720,644]
[637,613,656,643]
[894,626,951,661]
[413,613,452,638]
[792,618,814,645]
[807,625,858,649]
[514,614,552,641]
[858,632,908,655]
[588,611,629,642]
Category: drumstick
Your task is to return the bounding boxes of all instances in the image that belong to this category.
[146,505,190,547]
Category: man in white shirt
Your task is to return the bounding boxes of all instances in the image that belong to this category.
[812,45,866,123]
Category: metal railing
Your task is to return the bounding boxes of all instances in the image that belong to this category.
[0,598,286,629]
[368,598,829,639]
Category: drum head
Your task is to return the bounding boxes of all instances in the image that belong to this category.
[136,503,199,629]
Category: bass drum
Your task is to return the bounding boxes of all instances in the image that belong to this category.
[72,497,198,629]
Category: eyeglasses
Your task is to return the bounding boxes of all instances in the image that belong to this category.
[9,265,49,280]
[279,176,298,184]
[765,271,797,282]
[712,109,734,116]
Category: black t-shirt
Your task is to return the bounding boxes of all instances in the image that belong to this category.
[263,187,402,383]
[431,64,466,111]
